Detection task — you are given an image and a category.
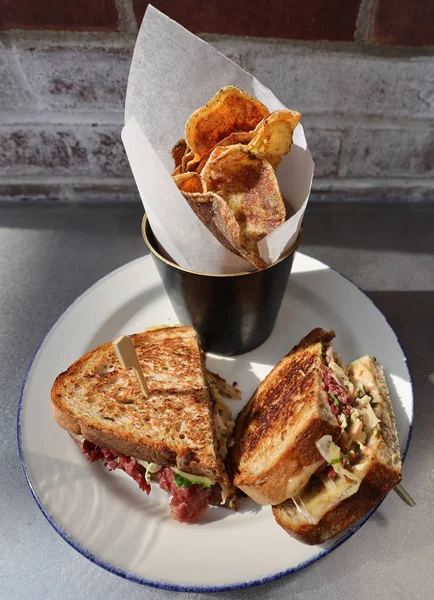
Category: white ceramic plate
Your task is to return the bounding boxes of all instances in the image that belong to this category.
[18,253,413,592]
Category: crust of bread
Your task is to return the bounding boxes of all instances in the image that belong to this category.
[51,325,230,485]
[51,402,81,435]
[272,456,402,545]
[229,328,339,505]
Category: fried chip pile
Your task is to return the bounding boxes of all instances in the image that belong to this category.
[171,86,301,269]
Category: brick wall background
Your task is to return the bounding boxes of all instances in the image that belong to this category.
[0,0,433,202]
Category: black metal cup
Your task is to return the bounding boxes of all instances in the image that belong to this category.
[142,215,300,356]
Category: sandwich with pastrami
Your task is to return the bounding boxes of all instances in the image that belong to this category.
[230,328,402,543]
[51,325,239,522]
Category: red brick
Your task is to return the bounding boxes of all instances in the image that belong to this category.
[370,0,434,46]
[134,0,361,41]
[0,0,119,31]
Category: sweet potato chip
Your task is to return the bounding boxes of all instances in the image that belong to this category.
[171,89,301,267]
[197,144,232,175]
[185,156,202,172]
[248,110,301,169]
[173,172,203,194]
[181,150,202,173]
[181,150,194,172]
[182,191,267,269]
[185,86,269,161]
[201,145,286,248]
[171,139,188,169]
[196,130,255,173]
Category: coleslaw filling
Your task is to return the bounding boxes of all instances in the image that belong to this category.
[291,352,383,525]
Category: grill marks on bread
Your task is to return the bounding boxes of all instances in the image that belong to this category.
[234,328,335,461]
[228,329,339,505]
[51,326,229,485]
[242,351,323,457]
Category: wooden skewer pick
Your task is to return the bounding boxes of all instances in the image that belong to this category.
[394,483,416,507]
[112,334,149,399]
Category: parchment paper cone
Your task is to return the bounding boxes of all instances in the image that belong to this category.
[122,5,314,275]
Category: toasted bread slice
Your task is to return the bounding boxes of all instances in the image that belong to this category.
[229,328,339,505]
[51,325,230,486]
[272,356,402,544]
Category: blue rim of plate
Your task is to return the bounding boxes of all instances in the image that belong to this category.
[17,253,414,593]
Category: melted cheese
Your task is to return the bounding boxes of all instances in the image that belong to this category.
[292,473,362,525]
[136,460,162,483]
[285,460,325,499]
[349,356,382,405]
[292,357,384,525]
[220,484,237,506]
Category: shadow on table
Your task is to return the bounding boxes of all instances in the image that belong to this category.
[0,202,144,234]
[1,201,433,256]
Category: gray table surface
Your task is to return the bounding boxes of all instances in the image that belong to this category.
[1,201,433,600]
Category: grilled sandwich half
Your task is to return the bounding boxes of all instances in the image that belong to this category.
[51,325,237,521]
[273,355,402,544]
[229,328,341,506]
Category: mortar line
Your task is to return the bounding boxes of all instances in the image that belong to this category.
[0,112,124,125]
[354,0,377,42]
[0,177,433,189]
[1,30,434,58]
[336,126,349,178]
[312,178,434,189]
[7,46,40,108]
[0,176,136,185]
[1,112,433,131]
[203,34,434,58]
[304,115,434,131]
[115,0,138,36]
